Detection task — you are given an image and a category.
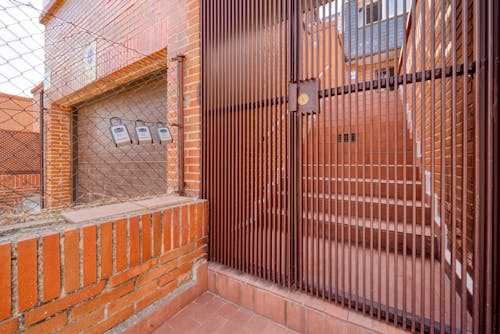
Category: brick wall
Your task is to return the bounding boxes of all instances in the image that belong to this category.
[0,200,208,333]
[41,0,202,209]
[0,174,40,212]
[0,93,39,133]
[399,0,475,273]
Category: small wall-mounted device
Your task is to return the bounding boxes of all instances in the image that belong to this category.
[134,120,153,145]
[156,122,173,144]
[109,117,132,147]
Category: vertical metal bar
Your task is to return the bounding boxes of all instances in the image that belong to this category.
[210,0,216,263]
[334,0,340,306]
[361,0,368,315]
[217,0,223,264]
[71,107,78,204]
[368,0,376,317]
[341,0,348,308]
[272,0,278,285]
[402,0,408,327]
[346,0,353,309]
[175,55,186,196]
[484,0,495,332]
[39,90,45,210]
[327,0,333,304]
[377,0,383,319]
[384,0,390,322]
[244,0,250,275]
[440,0,447,331]
[222,0,227,266]
[460,0,469,331]
[305,0,310,294]
[354,0,360,311]
[257,0,263,278]
[342,0,358,307]
[392,0,399,325]
[451,0,458,332]
[430,0,437,331]
[228,0,233,269]
[320,0,327,301]
[314,0,320,298]
[410,0,417,329]
[251,0,257,276]
[237,0,242,273]
[419,0,427,331]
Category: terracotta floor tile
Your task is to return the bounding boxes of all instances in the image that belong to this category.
[262,322,289,334]
[153,293,297,334]
[197,314,228,333]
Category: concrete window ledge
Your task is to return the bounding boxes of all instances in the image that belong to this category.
[61,195,195,224]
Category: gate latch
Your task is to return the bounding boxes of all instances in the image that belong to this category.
[289,79,319,115]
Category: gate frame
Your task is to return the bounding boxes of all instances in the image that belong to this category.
[488,0,499,332]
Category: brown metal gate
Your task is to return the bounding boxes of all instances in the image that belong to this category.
[202,0,493,333]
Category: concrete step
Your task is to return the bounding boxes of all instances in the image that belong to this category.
[302,192,432,224]
[302,176,423,201]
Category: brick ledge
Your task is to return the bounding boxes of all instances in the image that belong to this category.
[61,195,197,224]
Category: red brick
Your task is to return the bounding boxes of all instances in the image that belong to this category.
[137,281,177,311]
[197,202,203,239]
[83,226,97,286]
[64,229,80,293]
[85,305,134,334]
[99,222,113,279]
[25,282,105,326]
[160,243,195,264]
[59,308,104,334]
[189,203,196,242]
[137,261,177,287]
[0,244,11,320]
[178,247,206,266]
[203,201,208,236]
[107,281,157,315]
[108,258,158,287]
[123,295,180,334]
[0,318,17,334]
[172,207,180,248]
[163,209,172,252]
[115,219,128,272]
[181,205,189,245]
[129,217,140,266]
[72,281,134,319]
[153,212,162,256]
[24,313,68,334]
[42,234,61,302]
[158,263,193,287]
[141,214,152,262]
[17,239,38,312]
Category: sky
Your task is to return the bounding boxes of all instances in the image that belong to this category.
[0,0,45,97]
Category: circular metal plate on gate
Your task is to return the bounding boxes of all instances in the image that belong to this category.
[297,93,309,106]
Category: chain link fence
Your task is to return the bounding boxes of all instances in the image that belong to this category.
[1,0,181,224]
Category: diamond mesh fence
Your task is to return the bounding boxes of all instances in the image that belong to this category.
[1,0,180,224]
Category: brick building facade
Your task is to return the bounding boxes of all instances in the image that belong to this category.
[0,93,40,214]
[399,0,475,284]
[40,0,201,209]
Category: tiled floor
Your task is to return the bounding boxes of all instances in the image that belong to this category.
[152,292,297,334]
